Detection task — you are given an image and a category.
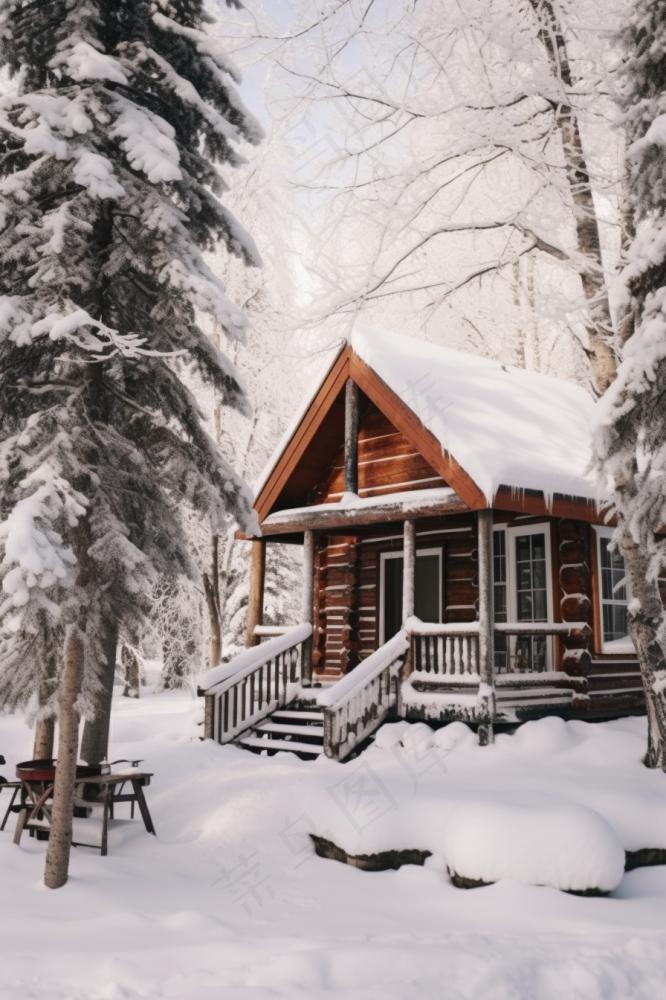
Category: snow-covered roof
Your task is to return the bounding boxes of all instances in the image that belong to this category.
[351,327,598,504]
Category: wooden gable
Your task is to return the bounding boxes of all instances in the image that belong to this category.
[253,344,602,528]
[313,395,447,503]
[254,346,486,524]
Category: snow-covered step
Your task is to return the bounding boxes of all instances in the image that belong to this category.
[253,721,325,738]
[271,709,323,722]
[236,735,324,755]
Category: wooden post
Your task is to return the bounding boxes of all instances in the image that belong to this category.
[246,539,266,648]
[402,519,416,622]
[477,509,496,745]
[301,529,315,684]
[401,519,416,681]
[344,378,359,495]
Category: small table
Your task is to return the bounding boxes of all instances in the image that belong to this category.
[11,771,155,856]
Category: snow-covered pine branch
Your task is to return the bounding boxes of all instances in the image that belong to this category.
[0,0,261,727]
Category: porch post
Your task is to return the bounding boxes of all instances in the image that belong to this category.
[246,539,266,648]
[402,519,416,622]
[344,378,359,495]
[301,529,315,684]
[477,509,496,745]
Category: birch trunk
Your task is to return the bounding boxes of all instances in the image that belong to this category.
[620,528,666,769]
[530,0,617,394]
[44,625,85,889]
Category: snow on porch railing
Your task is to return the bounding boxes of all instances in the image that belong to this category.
[318,631,409,761]
[201,624,312,744]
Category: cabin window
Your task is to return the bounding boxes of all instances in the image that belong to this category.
[493,523,553,671]
[379,548,442,642]
[594,527,632,654]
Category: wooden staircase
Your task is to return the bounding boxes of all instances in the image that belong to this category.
[235,703,325,759]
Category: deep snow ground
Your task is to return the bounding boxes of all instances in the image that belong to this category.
[1,688,666,1000]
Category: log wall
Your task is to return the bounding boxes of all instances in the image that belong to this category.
[313,516,476,677]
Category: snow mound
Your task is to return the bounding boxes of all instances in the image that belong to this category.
[509,716,578,754]
[445,802,625,894]
[373,721,413,749]
[433,721,476,752]
[400,722,436,752]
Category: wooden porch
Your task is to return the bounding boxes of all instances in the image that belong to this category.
[200,506,602,762]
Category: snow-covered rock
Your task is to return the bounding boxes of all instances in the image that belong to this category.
[445,802,625,894]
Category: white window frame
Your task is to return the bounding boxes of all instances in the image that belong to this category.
[379,547,442,644]
[593,525,631,653]
[506,522,554,625]
[494,523,554,670]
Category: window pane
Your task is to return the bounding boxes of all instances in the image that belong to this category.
[518,593,533,619]
[494,585,507,620]
[533,560,546,589]
[516,536,531,562]
[533,590,547,621]
[531,535,546,560]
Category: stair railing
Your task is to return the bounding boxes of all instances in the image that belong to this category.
[319,631,409,761]
[200,624,313,744]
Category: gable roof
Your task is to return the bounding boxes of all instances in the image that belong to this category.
[352,327,598,506]
[253,327,601,526]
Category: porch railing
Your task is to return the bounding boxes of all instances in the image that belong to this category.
[410,621,588,677]
[319,631,409,761]
[409,621,481,676]
[201,624,312,744]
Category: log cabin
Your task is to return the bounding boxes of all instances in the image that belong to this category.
[200,329,660,761]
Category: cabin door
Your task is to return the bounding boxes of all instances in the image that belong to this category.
[379,548,442,643]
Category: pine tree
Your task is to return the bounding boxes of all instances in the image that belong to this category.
[0,0,262,885]
[594,0,666,769]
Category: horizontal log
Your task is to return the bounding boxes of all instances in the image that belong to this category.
[260,493,467,536]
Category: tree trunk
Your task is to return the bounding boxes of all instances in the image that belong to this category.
[122,642,141,698]
[619,534,666,769]
[33,716,55,760]
[32,644,58,759]
[203,534,222,667]
[80,620,118,766]
[512,259,527,369]
[44,625,85,890]
[529,0,617,394]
